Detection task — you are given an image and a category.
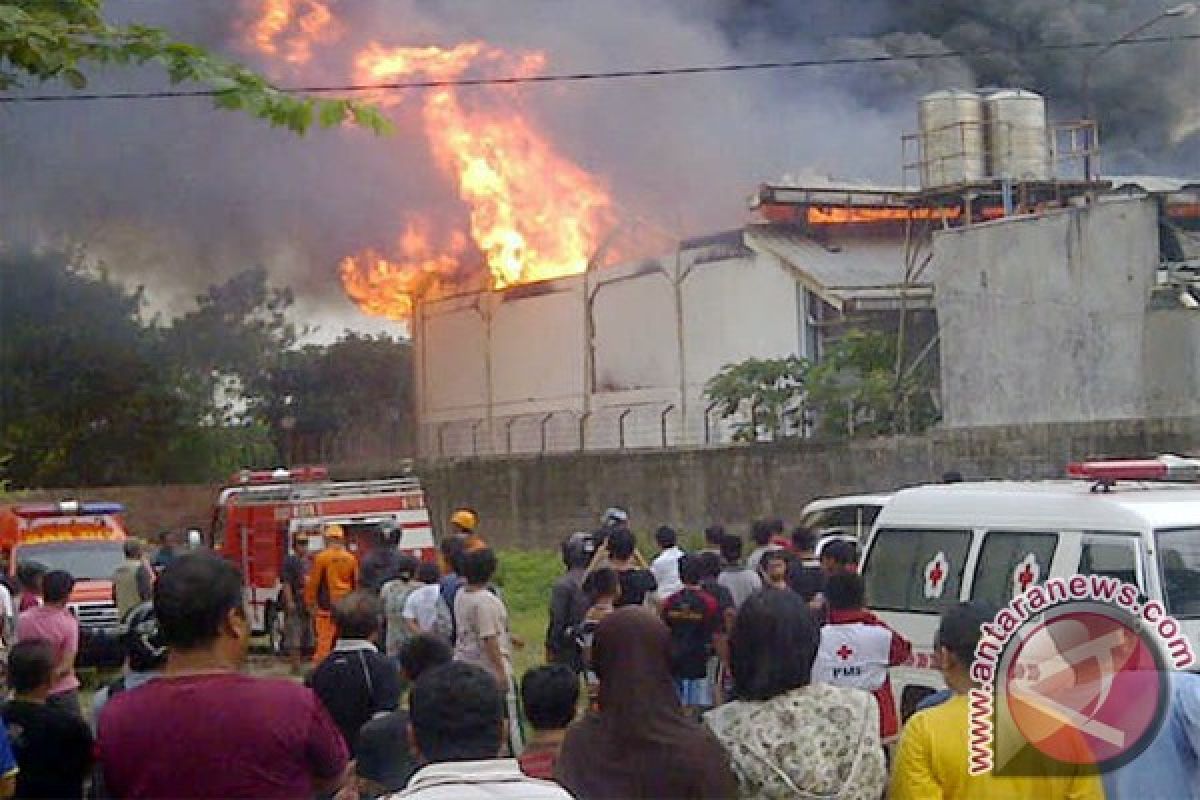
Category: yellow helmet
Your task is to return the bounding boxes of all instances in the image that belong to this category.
[450,509,478,532]
[324,523,345,539]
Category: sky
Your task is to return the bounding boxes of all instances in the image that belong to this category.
[2,0,1196,340]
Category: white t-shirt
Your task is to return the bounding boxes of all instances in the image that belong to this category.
[651,546,685,598]
[453,587,511,681]
[402,583,441,633]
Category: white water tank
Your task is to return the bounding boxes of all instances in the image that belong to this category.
[986,89,1049,181]
[918,89,987,188]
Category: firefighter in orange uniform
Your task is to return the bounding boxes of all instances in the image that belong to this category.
[304,523,359,663]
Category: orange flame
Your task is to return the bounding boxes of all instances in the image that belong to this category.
[243,1,618,322]
[338,41,614,320]
[339,221,470,322]
[244,0,343,66]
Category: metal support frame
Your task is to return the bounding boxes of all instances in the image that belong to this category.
[660,405,676,448]
[540,413,555,453]
[618,408,633,450]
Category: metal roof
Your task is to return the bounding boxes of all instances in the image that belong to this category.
[1104,175,1200,194]
[744,224,932,311]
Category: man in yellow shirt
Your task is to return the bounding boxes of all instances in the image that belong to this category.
[304,524,359,663]
[890,603,1104,800]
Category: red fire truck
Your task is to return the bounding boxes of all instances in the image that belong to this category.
[209,466,436,651]
[0,501,129,666]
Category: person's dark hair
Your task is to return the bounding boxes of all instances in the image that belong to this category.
[16,562,46,592]
[123,539,143,559]
[655,526,677,550]
[607,528,636,561]
[790,525,816,553]
[461,548,498,586]
[395,554,419,582]
[767,518,785,536]
[697,550,722,580]
[157,531,171,545]
[42,570,74,604]
[416,561,441,584]
[410,662,503,762]
[154,552,245,650]
[825,572,865,611]
[333,590,381,640]
[520,664,579,731]
[398,633,454,682]
[7,640,56,694]
[761,549,789,569]
[704,524,726,547]
[750,520,772,546]
[583,567,618,599]
[821,539,857,566]
[440,535,466,575]
[730,589,819,701]
[678,553,705,586]
[935,602,995,668]
[719,534,743,564]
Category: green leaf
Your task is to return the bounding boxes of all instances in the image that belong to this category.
[62,66,85,88]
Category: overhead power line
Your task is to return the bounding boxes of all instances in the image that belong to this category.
[1,32,1197,105]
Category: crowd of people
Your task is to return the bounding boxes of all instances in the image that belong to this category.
[0,507,1186,798]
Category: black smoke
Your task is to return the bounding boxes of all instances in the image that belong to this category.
[2,0,1196,330]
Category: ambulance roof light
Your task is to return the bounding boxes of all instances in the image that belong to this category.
[1067,455,1200,485]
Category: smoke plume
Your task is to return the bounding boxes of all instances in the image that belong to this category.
[2,0,1196,332]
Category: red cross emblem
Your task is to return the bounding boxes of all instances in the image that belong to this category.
[1012,553,1041,596]
[924,551,949,599]
[836,644,854,661]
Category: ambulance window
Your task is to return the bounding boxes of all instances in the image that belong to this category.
[1155,528,1200,619]
[971,532,1057,609]
[864,529,971,613]
[1078,535,1141,590]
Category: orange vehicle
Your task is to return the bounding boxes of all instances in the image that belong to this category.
[210,466,436,652]
[0,500,128,666]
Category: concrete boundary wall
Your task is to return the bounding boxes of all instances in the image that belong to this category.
[10,416,1200,550]
[420,415,1200,549]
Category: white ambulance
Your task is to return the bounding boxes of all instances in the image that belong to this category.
[860,456,1200,722]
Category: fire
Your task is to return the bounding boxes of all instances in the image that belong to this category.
[242,0,617,322]
[338,221,470,321]
[244,0,343,66]
[806,206,962,225]
[346,41,614,311]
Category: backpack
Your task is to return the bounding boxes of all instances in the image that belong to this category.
[433,578,459,642]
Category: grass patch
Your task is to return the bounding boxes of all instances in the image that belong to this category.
[495,548,560,679]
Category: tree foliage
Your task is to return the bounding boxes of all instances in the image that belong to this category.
[0,246,414,488]
[704,329,940,443]
[0,0,391,134]
[258,333,415,465]
[705,356,809,442]
[807,329,940,438]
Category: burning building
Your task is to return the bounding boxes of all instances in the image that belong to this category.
[411,87,1200,457]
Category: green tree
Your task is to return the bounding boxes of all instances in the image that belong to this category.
[259,333,415,465]
[0,246,281,487]
[0,0,390,134]
[705,356,809,442]
[806,328,940,437]
[163,267,301,425]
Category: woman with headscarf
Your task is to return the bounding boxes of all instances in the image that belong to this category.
[703,589,888,799]
[555,607,738,799]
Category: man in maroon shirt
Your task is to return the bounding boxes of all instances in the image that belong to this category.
[97,553,350,799]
